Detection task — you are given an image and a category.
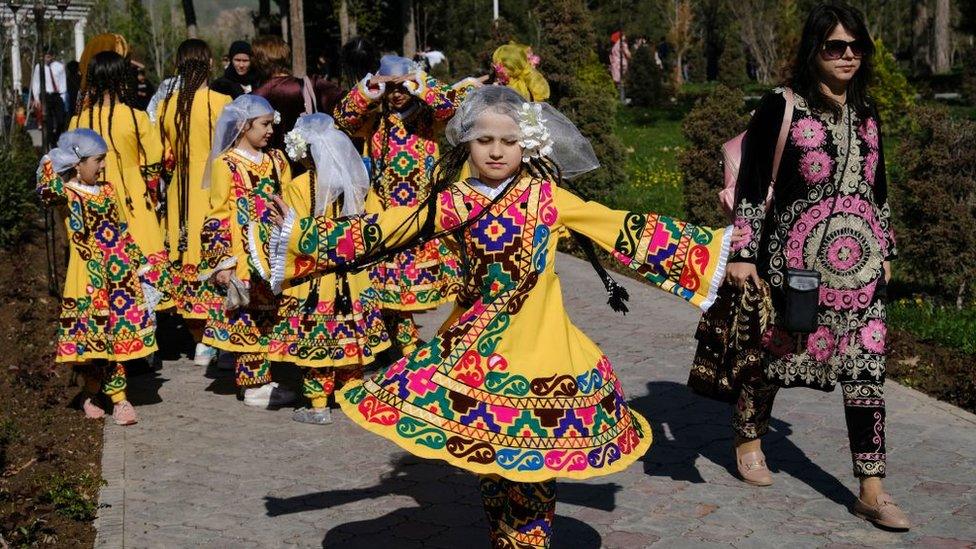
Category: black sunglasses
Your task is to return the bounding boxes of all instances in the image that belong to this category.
[821,39,865,61]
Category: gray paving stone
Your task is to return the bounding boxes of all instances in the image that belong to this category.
[93,252,976,548]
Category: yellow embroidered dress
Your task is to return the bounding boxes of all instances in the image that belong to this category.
[199,149,290,353]
[70,104,172,310]
[334,75,465,311]
[269,171,391,367]
[37,161,160,363]
[275,175,731,481]
[157,89,233,319]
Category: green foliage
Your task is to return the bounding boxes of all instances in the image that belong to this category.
[558,54,628,202]
[869,39,916,135]
[962,46,976,106]
[42,473,103,522]
[889,298,976,355]
[717,33,748,87]
[612,106,685,217]
[626,45,666,108]
[534,0,596,104]
[0,129,39,249]
[892,106,976,305]
[678,84,749,227]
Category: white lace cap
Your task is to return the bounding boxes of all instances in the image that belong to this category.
[40,128,108,175]
[287,113,370,216]
[203,94,277,189]
[445,86,599,179]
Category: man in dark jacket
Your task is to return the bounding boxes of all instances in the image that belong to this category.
[211,41,256,98]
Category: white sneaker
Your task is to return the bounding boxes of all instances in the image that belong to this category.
[193,343,217,366]
[243,382,296,408]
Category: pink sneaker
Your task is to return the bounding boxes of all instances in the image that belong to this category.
[112,401,138,426]
[82,397,105,419]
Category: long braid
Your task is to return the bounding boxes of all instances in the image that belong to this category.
[172,58,210,255]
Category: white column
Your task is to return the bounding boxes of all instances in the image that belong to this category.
[493,0,499,20]
[10,20,22,92]
[74,17,86,62]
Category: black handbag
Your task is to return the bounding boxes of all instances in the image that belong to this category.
[783,268,821,333]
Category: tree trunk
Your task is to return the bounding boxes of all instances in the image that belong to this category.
[181,0,198,38]
[932,0,951,74]
[402,0,417,59]
[339,0,357,44]
[912,0,932,75]
[290,0,306,76]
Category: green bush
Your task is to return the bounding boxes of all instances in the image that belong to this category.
[678,84,750,227]
[534,0,596,105]
[626,45,667,108]
[892,106,976,306]
[0,128,39,249]
[558,54,628,202]
[869,39,915,135]
[717,35,748,88]
[962,46,976,106]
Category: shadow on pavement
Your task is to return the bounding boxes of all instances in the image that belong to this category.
[264,454,609,548]
[630,380,855,508]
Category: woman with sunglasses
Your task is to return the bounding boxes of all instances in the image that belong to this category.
[724,3,906,530]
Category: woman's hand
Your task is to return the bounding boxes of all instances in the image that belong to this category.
[214,268,233,287]
[268,195,290,228]
[730,226,748,247]
[726,262,761,289]
[883,260,891,283]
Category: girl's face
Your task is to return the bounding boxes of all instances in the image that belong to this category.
[816,24,862,87]
[386,85,414,111]
[241,114,275,149]
[76,154,106,184]
[468,111,522,185]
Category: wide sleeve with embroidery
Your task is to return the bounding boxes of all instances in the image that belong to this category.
[270,200,441,292]
[871,110,896,260]
[731,91,787,264]
[136,110,165,210]
[36,159,67,206]
[198,157,236,279]
[555,186,732,311]
[411,73,466,121]
[334,80,381,137]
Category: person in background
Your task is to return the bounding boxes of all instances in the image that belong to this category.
[212,41,257,99]
[609,31,631,89]
[251,35,343,172]
[134,66,157,111]
[31,48,69,144]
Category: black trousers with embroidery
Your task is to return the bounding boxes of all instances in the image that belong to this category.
[732,378,887,478]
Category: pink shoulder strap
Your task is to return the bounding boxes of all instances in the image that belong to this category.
[302,76,318,115]
[771,88,795,184]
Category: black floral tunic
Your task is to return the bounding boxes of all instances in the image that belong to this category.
[731,88,896,391]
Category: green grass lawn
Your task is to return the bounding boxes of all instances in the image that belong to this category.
[888,298,976,355]
[611,106,687,218]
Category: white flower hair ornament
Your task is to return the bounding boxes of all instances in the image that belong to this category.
[273,110,282,125]
[283,129,308,161]
[517,102,554,163]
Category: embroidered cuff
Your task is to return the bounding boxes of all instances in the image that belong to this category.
[359,74,385,100]
[198,256,237,281]
[269,208,297,294]
[700,225,734,312]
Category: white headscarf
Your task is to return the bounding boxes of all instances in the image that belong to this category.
[445,85,599,179]
[203,94,279,188]
[39,128,108,176]
[283,113,369,216]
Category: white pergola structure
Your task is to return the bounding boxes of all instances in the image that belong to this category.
[1,1,92,92]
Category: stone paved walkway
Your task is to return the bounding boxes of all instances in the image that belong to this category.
[93,252,976,548]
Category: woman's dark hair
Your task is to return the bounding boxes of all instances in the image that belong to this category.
[78,50,147,212]
[160,38,214,256]
[787,2,875,118]
[339,37,379,89]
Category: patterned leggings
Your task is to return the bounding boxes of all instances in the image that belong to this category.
[479,475,556,549]
[78,361,127,404]
[235,352,271,389]
[733,378,887,478]
[302,367,363,408]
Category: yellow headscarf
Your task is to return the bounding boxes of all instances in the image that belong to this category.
[492,44,550,102]
[79,33,130,90]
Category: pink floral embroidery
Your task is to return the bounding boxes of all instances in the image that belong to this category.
[837,335,850,355]
[860,319,887,354]
[864,149,879,186]
[791,117,827,149]
[799,150,834,185]
[807,325,835,362]
[859,118,879,149]
[731,217,754,253]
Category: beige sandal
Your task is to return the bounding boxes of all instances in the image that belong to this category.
[735,449,773,486]
[853,493,910,531]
